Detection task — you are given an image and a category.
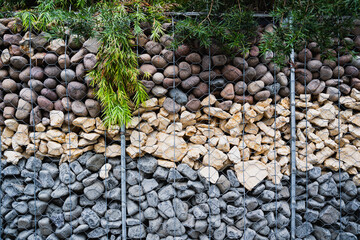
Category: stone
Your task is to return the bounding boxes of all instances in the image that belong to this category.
[181,76,200,90]
[169,88,188,105]
[28,200,47,215]
[68,81,87,100]
[85,99,101,117]
[86,154,105,172]
[128,225,146,239]
[50,110,64,128]
[137,155,157,173]
[296,222,313,238]
[158,185,176,201]
[319,205,340,225]
[80,208,100,229]
[220,83,235,100]
[203,107,231,119]
[59,163,76,184]
[177,163,197,180]
[234,160,268,190]
[153,133,187,162]
[164,218,185,236]
[222,65,242,81]
[99,163,112,179]
[186,99,201,112]
[199,166,219,184]
[163,97,180,114]
[84,181,104,200]
[83,37,100,53]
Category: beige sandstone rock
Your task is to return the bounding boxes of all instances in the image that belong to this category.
[94,138,105,153]
[230,103,242,114]
[267,161,283,184]
[4,150,23,164]
[139,122,153,134]
[64,132,78,149]
[80,132,101,141]
[60,148,85,163]
[50,110,64,128]
[235,160,268,191]
[257,122,281,139]
[217,136,230,152]
[244,123,259,134]
[127,116,141,129]
[130,130,147,147]
[73,117,96,133]
[324,158,343,171]
[99,163,112,179]
[244,134,262,152]
[39,140,48,154]
[228,146,241,163]
[349,124,360,138]
[78,138,97,147]
[142,97,158,108]
[203,107,231,119]
[337,145,360,170]
[166,122,183,133]
[35,123,46,132]
[225,112,242,130]
[4,119,18,131]
[203,148,228,170]
[353,174,360,186]
[296,158,313,171]
[199,166,219,184]
[157,159,176,168]
[185,126,197,136]
[47,141,63,156]
[12,124,30,151]
[201,94,217,106]
[105,144,121,157]
[190,135,207,144]
[46,130,66,143]
[126,145,141,158]
[153,133,187,162]
[1,127,14,146]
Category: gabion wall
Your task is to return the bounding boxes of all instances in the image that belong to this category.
[1,15,360,240]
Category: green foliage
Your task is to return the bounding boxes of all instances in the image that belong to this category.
[88,2,148,127]
[260,0,360,65]
[172,6,257,54]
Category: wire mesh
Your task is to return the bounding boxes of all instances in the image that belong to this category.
[0,9,360,240]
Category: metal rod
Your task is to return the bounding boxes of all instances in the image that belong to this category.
[0,127,2,238]
[289,16,297,240]
[165,12,272,18]
[121,124,127,240]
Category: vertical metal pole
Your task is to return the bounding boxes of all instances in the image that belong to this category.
[289,16,297,240]
[28,13,38,238]
[0,127,2,238]
[121,124,127,239]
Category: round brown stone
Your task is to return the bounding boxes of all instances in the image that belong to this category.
[298,48,312,62]
[178,62,191,80]
[192,82,208,98]
[254,90,270,101]
[185,53,201,64]
[220,83,235,100]
[295,69,312,84]
[222,65,242,81]
[37,96,54,112]
[2,79,17,92]
[185,99,201,112]
[163,78,181,89]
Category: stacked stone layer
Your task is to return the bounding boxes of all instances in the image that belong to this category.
[1,17,360,240]
[1,154,359,239]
